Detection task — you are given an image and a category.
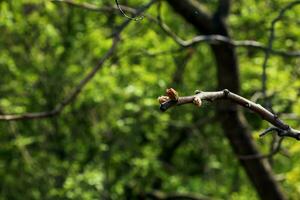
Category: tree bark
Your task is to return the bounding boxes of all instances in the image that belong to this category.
[167,0,286,199]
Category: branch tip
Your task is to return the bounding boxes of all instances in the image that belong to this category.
[223,89,230,97]
[166,88,179,100]
[158,88,300,140]
[193,96,202,107]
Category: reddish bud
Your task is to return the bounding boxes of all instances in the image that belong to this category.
[158,96,170,104]
[166,88,179,100]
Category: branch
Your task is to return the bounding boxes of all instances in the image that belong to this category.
[54,0,300,58]
[51,0,150,17]
[0,0,157,121]
[158,88,300,140]
[0,36,120,121]
[146,190,212,200]
[262,0,300,100]
[115,0,144,20]
[156,12,300,57]
[238,137,284,160]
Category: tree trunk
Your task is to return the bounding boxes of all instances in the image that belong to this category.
[167,0,286,199]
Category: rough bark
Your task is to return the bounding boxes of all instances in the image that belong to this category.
[167,0,286,199]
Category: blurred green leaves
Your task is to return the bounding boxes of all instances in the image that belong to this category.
[0,0,299,199]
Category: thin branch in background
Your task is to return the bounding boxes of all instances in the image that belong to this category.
[146,190,212,200]
[261,0,300,106]
[238,137,284,160]
[0,0,158,121]
[115,0,144,20]
[155,6,300,57]
[158,88,300,140]
[0,36,120,121]
[52,0,141,14]
[54,0,300,58]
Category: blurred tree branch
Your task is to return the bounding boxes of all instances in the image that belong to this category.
[261,0,300,108]
[238,137,284,160]
[54,0,300,58]
[0,0,157,121]
[145,190,212,200]
[0,35,120,121]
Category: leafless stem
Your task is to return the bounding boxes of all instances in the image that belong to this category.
[53,0,300,58]
[262,0,300,102]
[238,137,284,160]
[0,36,120,121]
[0,0,157,121]
[158,89,300,140]
[146,190,212,200]
[115,0,144,20]
[155,5,300,57]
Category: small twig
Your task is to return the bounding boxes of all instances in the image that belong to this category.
[238,137,284,160]
[262,0,300,103]
[115,0,144,20]
[53,0,300,58]
[155,7,300,57]
[0,36,120,121]
[0,0,157,121]
[146,190,212,200]
[158,88,300,140]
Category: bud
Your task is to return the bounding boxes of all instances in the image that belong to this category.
[158,96,170,104]
[166,88,179,100]
[193,96,202,107]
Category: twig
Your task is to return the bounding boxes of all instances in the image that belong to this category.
[146,190,212,200]
[262,1,300,102]
[155,6,300,57]
[158,88,300,140]
[115,0,143,20]
[0,36,120,121]
[0,0,157,121]
[53,0,300,58]
[238,137,284,160]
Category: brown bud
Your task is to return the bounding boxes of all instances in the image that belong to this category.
[193,96,202,107]
[166,88,179,100]
[158,96,170,104]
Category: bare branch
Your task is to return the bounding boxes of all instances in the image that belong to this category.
[54,0,300,58]
[146,190,212,200]
[0,36,120,121]
[158,88,300,140]
[0,0,157,121]
[51,0,138,14]
[156,13,300,57]
[115,0,144,20]
[238,137,284,160]
[262,0,300,101]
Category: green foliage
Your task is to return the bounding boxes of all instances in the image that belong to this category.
[0,0,299,199]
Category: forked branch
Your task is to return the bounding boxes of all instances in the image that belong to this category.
[158,88,300,140]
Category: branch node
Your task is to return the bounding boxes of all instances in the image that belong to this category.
[260,127,278,137]
[223,89,230,97]
[193,96,202,107]
[166,88,179,101]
